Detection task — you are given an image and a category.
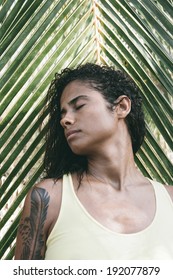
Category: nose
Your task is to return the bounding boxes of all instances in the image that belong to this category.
[60,114,75,128]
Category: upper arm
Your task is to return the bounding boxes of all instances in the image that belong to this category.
[14,185,51,260]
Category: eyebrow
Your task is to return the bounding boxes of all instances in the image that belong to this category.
[60,95,89,115]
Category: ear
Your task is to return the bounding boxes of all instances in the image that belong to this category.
[114,95,131,119]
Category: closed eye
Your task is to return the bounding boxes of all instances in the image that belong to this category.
[76,104,85,110]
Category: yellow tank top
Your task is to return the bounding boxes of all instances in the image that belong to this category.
[45,174,173,259]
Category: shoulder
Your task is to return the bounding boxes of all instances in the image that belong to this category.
[34,177,63,216]
[150,179,173,203]
[25,177,63,206]
[164,184,173,202]
[34,177,63,198]
[35,177,62,191]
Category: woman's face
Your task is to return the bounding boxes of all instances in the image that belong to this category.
[60,80,118,156]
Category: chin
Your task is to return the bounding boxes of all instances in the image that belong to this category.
[71,148,86,156]
[69,143,89,156]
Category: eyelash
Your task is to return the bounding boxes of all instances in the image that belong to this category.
[60,104,85,120]
[76,104,85,110]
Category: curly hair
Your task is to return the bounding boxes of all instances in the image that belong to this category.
[43,63,146,179]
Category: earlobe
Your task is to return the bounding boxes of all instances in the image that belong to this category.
[115,95,131,119]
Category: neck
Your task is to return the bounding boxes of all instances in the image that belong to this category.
[87,141,141,190]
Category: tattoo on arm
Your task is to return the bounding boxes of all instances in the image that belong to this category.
[19,187,50,259]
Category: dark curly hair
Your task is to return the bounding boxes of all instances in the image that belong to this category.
[43,63,146,179]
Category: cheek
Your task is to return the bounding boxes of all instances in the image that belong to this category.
[89,113,115,132]
[67,111,115,155]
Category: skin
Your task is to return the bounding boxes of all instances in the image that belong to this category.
[14,80,173,259]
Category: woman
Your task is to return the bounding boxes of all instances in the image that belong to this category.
[15,63,173,259]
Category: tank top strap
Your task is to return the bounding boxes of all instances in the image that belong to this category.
[60,173,77,214]
[148,179,173,217]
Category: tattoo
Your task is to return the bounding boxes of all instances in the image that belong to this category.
[19,187,50,259]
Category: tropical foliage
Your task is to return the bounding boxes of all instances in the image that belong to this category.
[0,0,172,259]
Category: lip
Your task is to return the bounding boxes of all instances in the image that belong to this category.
[66,130,81,139]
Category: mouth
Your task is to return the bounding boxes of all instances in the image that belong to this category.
[66,130,81,140]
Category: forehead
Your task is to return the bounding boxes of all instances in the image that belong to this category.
[60,80,103,105]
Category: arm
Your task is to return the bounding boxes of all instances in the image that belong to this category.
[14,186,50,260]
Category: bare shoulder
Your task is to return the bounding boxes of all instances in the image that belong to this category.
[33,177,63,202]
[21,177,63,240]
[34,177,63,227]
[164,184,173,202]
[24,177,62,209]
[35,177,62,192]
